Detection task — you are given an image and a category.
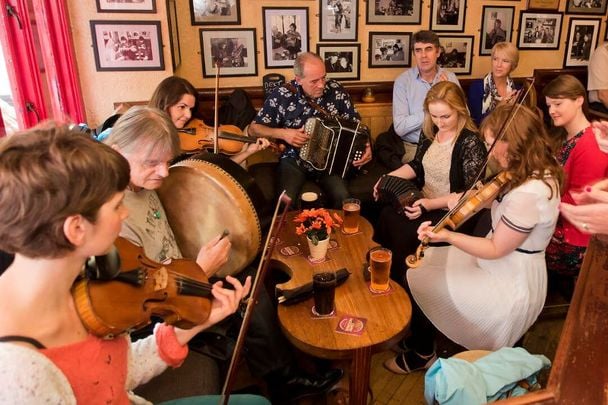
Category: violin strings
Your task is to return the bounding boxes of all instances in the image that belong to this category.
[165,270,213,292]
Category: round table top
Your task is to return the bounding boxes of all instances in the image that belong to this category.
[274,210,412,360]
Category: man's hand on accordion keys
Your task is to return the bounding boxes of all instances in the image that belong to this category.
[282,127,310,148]
[404,199,429,220]
[351,142,372,168]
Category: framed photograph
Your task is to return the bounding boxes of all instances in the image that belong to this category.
[437,35,474,75]
[368,31,411,68]
[566,0,607,15]
[190,0,240,25]
[167,0,181,70]
[430,0,467,32]
[96,0,156,13]
[199,28,257,78]
[316,43,360,80]
[366,0,422,25]
[263,7,308,68]
[517,11,563,50]
[564,18,601,67]
[480,6,514,56]
[320,0,358,41]
[89,20,164,72]
[527,0,560,10]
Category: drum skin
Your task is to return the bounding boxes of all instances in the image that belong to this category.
[157,155,262,277]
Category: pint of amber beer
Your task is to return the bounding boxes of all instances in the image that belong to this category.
[369,247,391,292]
[342,198,361,234]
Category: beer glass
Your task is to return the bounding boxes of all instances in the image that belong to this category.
[312,268,336,316]
[300,191,319,210]
[369,247,391,292]
[342,198,361,234]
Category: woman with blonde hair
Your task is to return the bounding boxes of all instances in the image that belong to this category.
[373,81,486,285]
[467,42,520,126]
[542,74,608,299]
[385,104,563,374]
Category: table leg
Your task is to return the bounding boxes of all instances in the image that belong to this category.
[349,346,372,405]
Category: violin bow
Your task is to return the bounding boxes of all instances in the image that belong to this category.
[213,57,221,155]
[220,191,292,404]
[406,78,535,268]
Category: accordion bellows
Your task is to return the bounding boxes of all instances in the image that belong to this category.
[377,175,423,215]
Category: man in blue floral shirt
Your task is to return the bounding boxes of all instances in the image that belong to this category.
[249,52,372,208]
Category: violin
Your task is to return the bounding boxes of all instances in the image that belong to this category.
[178,118,252,154]
[72,237,212,338]
[406,171,512,268]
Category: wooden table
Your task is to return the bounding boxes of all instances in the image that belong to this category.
[272,211,412,404]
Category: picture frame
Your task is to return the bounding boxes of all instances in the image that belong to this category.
[527,0,560,10]
[565,0,608,15]
[190,0,240,25]
[96,0,156,13]
[563,18,601,67]
[430,0,467,33]
[167,0,181,70]
[480,6,514,56]
[320,0,358,42]
[368,31,411,68]
[516,11,563,50]
[89,20,164,72]
[437,35,474,75]
[263,7,309,68]
[199,28,257,78]
[366,0,422,25]
[316,43,360,80]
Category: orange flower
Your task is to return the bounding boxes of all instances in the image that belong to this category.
[293,207,340,245]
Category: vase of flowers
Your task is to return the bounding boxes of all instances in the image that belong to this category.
[294,208,340,261]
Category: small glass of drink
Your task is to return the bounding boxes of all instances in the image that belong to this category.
[369,247,391,293]
[300,191,319,210]
[342,198,361,234]
[312,269,336,316]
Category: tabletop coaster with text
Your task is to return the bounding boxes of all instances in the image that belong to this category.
[341,229,363,237]
[336,315,367,336]
[306,254,334,265]
[367,282,393,296]
[328,239,340,250]
[270,236,283,246]
[279,244,303,257]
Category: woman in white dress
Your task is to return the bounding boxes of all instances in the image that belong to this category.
[384,104,563,374]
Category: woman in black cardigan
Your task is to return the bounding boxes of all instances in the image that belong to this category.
[373,81,487,285]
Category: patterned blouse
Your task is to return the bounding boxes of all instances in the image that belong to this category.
[253,79,360,162]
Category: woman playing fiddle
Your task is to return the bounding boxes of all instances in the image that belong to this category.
[542,75,608,300]
[149,76,270,165]
[0,123,261,404]
[384,105,563,374]
[373,81,487,284]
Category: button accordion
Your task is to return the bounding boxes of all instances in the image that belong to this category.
[299,117,370,178]
[377,175,423,216]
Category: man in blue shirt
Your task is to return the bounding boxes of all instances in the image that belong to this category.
[393,30,460,162]
[249,52,372,208]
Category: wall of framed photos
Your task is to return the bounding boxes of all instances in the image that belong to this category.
[66,0,608,126]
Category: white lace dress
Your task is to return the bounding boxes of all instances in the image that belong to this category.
[407,178,560,350]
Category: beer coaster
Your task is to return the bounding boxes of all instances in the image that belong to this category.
[270,236,283,246]
[368,282,393,296]
[335,316,367,336]
[306,254,333,264]
[341,229,363,236]
[328,239,339,250]
[279,245,302,257]
[311,306,336,319]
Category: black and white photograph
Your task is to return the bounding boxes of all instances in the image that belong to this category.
[317,43,360,80]
[430,0,467,32]
[565,0,608,15]
[320,0,358,41]
[90,20,164,71]
[368,31,411,68]
[190,0,240,25]
[480,6,514,56]
[438,35,474,74]
[263,7,308,68]
[199,28,257,77]
[517,11,563,49]
[366,0,422,25]
[96,0,156,13]
[564,18,600,67]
